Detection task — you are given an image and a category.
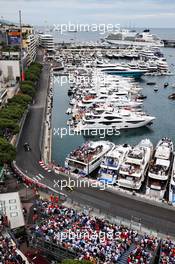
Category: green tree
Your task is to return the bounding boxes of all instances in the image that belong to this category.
[0,137,16,165]
[20,84,36,97]
[20,80,35,87]
[8,94,32,107]
[0,105,25,121]
[25,70,39,82]
[0,118,19,136]
[24,62,43,82]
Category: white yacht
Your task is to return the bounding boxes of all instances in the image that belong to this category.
[157,58,169,72]
[100,65,147,78]
[73,109,155,132]
[139,49,155,59]
[98,144,131,184]
[169,157,175,205]
[78,95,142,108]
[65,141,114,175]
[117,139,153,190]
[106,29,164,47]
[146,138,174,200]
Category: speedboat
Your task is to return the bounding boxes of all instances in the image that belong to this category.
[146,138,174,200]
[117,139,153,190]
[65,141,115,175]
[98,144,131,185]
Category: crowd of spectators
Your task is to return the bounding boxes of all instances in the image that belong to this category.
[127,235,159,263]
[0,233,26,264]
[29,199,160,264]
[159,239,175,263]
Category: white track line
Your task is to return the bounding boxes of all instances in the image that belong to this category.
[39,174,44,178]
[33,177,39,182]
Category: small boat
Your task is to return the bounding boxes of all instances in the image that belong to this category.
[137,94,147,100]
[68,90,73,96]
[164,82,169,88]
[168,93,175,100]
[147,82,156,86]
[66,108,72,115]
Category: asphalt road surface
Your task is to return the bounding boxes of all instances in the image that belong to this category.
[16,50,175,237]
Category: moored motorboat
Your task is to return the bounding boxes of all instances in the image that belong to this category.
[117,139,153,190]
[101,66,147,79]
[65,141,115,175]
[72,109,155,133]
[66,108,72,115]
[146,137,174,200]
[98,144,131,185]
[147,82,156,86]
[154,87,158,92]
[169,156,175,205]
[168,93,175,100]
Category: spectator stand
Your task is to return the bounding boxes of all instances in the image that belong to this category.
[0,228,30,264]
[27,198,160,264]
[159,239,175,263]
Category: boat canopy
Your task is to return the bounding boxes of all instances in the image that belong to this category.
[155,146,171,160]
[156,158,170,168]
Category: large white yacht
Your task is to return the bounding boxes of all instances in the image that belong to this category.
[106,29,164,47]
[169,157,175,205]
[100,65,147,78]
[146,138,174,200]
[77,95,142,108]
[98,144,131,184]
[117,139,153,190]
[72,109,155,132]
[65,141,114,175]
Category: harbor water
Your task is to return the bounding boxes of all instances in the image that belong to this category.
[52,31,175,166]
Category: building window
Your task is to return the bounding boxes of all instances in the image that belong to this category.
[9,199,16,204]
[10,212,18,217]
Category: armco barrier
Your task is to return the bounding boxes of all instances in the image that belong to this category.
[12,161,67,202]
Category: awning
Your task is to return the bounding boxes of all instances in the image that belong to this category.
[156,158,170,167]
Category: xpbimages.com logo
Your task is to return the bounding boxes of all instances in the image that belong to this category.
[57,229,114,243]
[53,127,120,139]
[53,21,120,35]
[53,177,109,191]
[53,73,109,87]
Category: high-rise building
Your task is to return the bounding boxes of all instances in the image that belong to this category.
[39,34,54,52]
[23,33,38,66]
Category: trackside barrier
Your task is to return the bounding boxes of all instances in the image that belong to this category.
[63,198,175,241]
[12,161,67,202]
[28,234,76,262]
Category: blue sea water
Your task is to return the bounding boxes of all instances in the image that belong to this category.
[52,29,175,166]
